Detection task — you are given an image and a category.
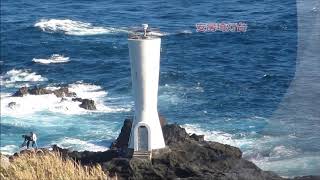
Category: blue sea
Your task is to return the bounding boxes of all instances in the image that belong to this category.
[1,0,319,177]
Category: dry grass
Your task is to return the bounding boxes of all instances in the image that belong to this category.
[0,151,111,180]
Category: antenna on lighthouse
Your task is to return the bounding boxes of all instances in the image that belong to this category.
[128,24,166,159]
[142,24,148,37]
[128,24,163,39]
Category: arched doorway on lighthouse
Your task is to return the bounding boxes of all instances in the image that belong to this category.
[137,126,149,151]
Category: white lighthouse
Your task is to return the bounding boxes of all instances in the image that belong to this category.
[128,24,166,155]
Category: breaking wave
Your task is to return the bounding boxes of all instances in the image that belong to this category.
[1,82,131,117]
[0,69,47,88]
[55,137,109,152]
[182,123,320,177]
[34,19,190,37]
[34,19,129,36]
[32,54,70,64]
[0,145,19,155]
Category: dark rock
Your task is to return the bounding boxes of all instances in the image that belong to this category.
[12,86,29,96]
[72,98,97,110]
[52,145,119,165]
[110,119,132,150]
[79,99,96,110]
[162,123,190,145]
[8,102,17,108]
[13,86,77,98]
[190,133,205,142]
[72,98,83,102]
[53,87,76,97]
[29,86,52,95]
[104,140,276,179]
[103,120,278,180]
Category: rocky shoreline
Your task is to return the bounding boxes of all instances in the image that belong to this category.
[6,118,320,180]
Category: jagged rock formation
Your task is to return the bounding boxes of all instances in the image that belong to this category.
[13,86,76,97]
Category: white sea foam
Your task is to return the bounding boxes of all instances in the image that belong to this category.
[32,54,70,64]
[182,123,319,177]
[34,19,128,36]
[158,83,204,105]
[55,137,109,152]
[0,69,47,88]
[1,82,131,117]
[182,124,240,147]
[250,153,320,177]
[0,145,19,155]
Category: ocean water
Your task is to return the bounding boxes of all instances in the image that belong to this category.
[1,0,319,177]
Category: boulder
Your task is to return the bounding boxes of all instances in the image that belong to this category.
[72,98,97,110]
[12,86,29,96]
[8,102,17,109]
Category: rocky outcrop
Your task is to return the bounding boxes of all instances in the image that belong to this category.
[51,119,284,180]
[72,98,96,110]
[12,86,76,97]
[29,86,76,97]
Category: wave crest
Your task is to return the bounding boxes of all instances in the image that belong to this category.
[34,19,128,36]
[1,82,131,117]
[0,69,47,88]
[55,137,109,152]
[32,54,70,64]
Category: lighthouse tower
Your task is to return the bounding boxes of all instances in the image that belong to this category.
[128,24,166,156]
